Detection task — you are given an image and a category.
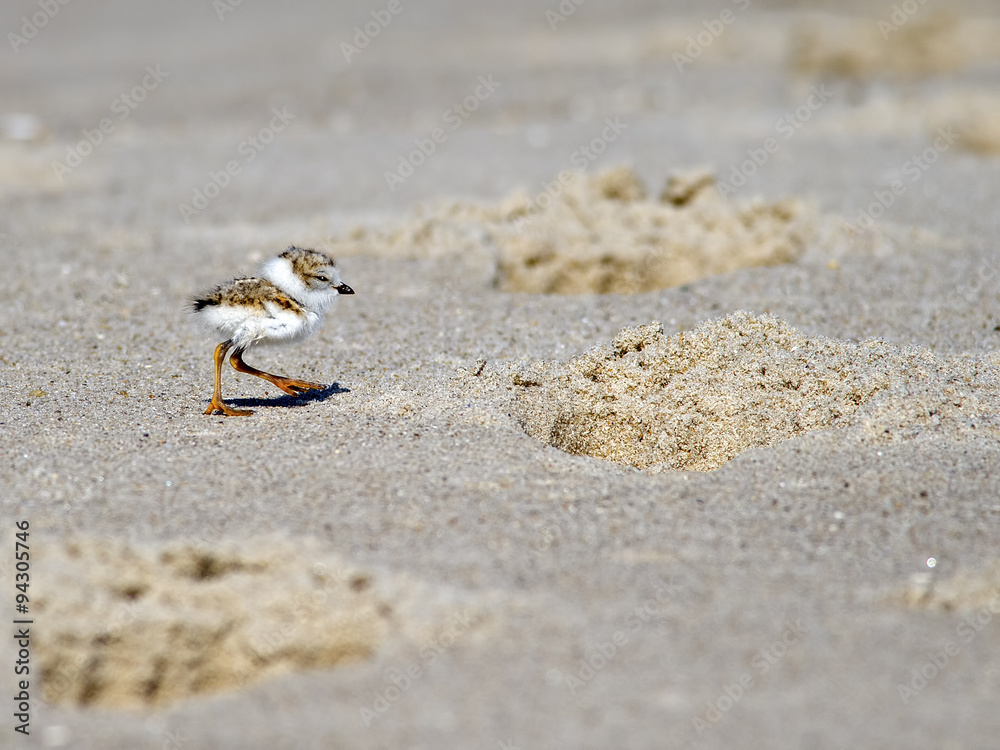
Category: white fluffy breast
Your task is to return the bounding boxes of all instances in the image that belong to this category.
[258,302,322,345]
[195,301,320,350]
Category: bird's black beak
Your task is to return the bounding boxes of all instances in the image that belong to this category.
[336,283,355,295]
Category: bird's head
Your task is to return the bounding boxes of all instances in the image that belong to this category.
[262,246,355,310]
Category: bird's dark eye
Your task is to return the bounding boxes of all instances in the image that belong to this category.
[314,275,329,283]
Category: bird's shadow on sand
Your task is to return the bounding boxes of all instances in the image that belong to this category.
[226,382,349,410]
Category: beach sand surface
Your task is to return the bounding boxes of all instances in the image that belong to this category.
[1,1,999,747]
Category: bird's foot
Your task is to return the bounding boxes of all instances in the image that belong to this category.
[205,398,253,416]
[273,377,327,396]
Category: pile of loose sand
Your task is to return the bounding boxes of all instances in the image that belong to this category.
[0,143,65,196]
[638,13,1000,73]
[806,88,1000,155]
[491,168,811,294]
[35,538,468,709]
[789,12,969,78]
[935,94,1000,156]
[512,312,1000,472]
[901,563,1000,613]
[330,167,871,295]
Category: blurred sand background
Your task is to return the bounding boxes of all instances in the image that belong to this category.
[2,0,1000,747]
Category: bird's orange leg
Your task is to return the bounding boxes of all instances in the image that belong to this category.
[229,348,326,397]
[205,340,254,416]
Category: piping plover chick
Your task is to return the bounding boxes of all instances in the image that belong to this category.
[192,246,354,416]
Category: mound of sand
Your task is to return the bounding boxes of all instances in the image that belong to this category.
[330,167,862,294]
[804,88,1000,153]
[937,94,1000,156]
[901,563,1000,613]
[0,143,65,196]
[512,312,1000,472]
[790,12,967,78]
[636,13,1000,74]
[491,168,812,294]
[35,538,468,709]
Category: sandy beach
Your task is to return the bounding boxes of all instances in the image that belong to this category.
[2,1,1000,747]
